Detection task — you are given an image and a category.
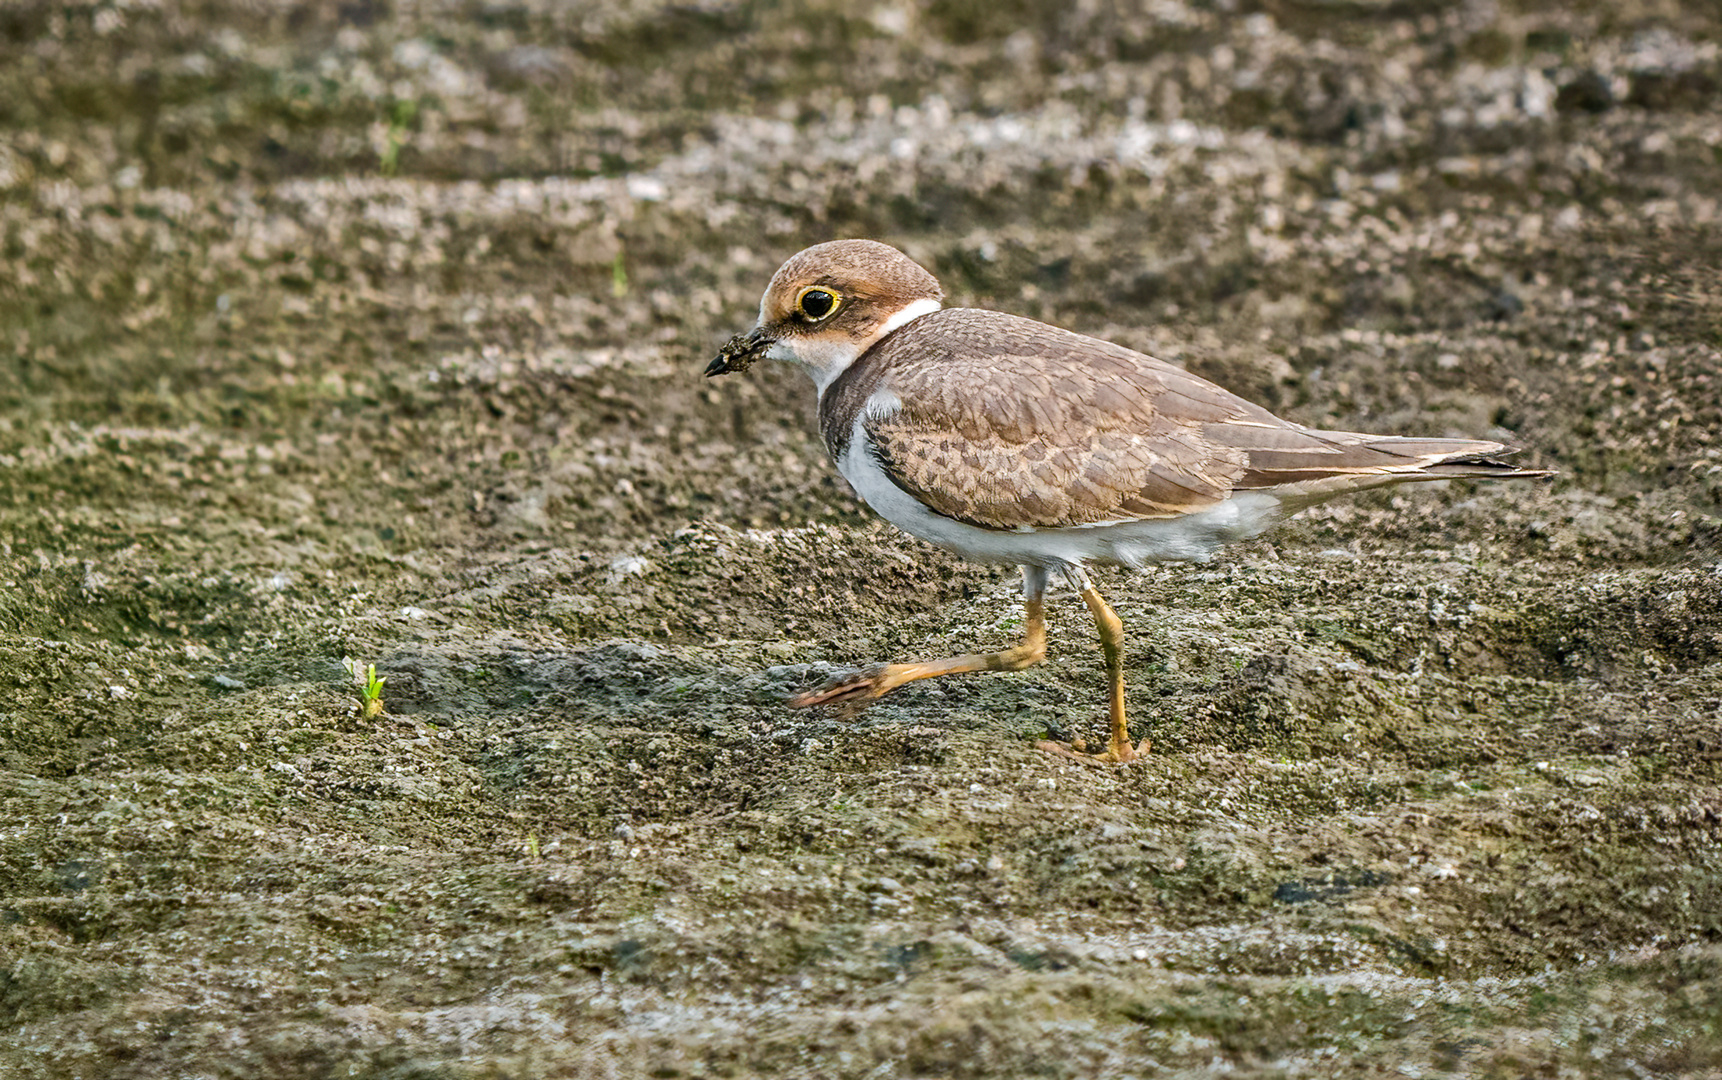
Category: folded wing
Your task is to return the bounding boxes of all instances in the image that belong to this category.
[863,310,1543,531]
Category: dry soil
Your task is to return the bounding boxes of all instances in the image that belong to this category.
[2,1,1720,1077]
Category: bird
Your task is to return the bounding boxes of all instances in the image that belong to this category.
[705,239,1551,764]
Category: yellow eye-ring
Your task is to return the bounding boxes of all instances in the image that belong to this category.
[796,286,841,321]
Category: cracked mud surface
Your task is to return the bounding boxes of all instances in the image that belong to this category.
[2,1,1720,1076]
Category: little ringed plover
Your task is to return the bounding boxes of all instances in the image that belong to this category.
[706,239,1551,764]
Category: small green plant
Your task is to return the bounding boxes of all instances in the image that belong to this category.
[379,99,417,177]
[345,658,387,719]
[610,250,629,298]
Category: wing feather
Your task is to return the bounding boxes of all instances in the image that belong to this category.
[852,310,1544,531]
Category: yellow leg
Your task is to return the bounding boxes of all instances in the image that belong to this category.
[1034,568,1150,765]
[789,568,1047,708]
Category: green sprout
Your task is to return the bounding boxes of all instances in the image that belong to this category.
[610,250,629,298]
[379,99,417,177]
[345,658,387,719]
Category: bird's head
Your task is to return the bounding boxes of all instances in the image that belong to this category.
[706,240,943,389]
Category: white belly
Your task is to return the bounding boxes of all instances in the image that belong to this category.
[836,425,1286,571]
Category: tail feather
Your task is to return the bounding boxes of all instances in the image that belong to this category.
[1421,455,1554,481]
[1354,436,1553,480]
[1234,429,1552,504]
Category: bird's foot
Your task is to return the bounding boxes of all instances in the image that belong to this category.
[1033,735,1151,766]
[788,664,905,709]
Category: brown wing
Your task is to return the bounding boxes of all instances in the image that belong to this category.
[856,310,1541,531]
[860,310,1262,530]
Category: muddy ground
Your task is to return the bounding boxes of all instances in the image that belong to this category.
[2,1,1720,1077]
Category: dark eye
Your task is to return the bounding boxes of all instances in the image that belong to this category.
[797,287,839,321]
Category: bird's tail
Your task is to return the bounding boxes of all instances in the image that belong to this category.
[1330,435,1555,481]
